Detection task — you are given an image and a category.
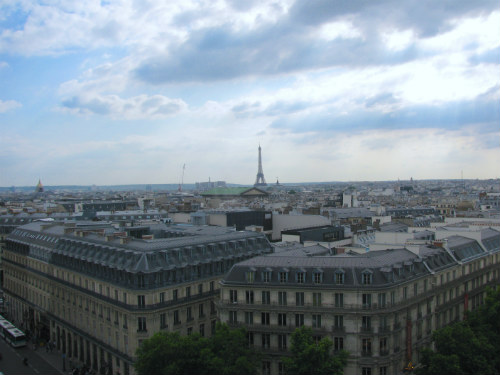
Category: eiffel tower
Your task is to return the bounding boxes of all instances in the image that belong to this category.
[254,144,267,186]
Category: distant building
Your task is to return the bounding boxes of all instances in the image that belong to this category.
[195,180,227,192]
[35,179,44,193]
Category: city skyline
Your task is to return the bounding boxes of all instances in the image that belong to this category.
[0,0,499,186]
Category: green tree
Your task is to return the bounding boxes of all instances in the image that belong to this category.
[281,326,348,375]
[134,331,207,375]
[134,323,259,375]
[417,287,500,375]
[202,322,260,375]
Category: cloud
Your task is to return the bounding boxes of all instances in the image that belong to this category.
[270,97,500,134]
[0,99,21,113]
[60,94,187,119]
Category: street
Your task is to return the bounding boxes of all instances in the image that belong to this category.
[0,338,64,375]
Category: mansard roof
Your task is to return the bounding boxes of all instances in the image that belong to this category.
[222,248,433,288]
[7,221,272,275]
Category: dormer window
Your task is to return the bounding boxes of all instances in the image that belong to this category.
[262,268,272,283]
[313,269,323,284]
[296,271,305,284]
[279,269,289,283]
[245,268,256,283]
[334,270,345,284]
[361,270,373,285]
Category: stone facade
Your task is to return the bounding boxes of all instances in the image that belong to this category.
[219,229,500,375]
[2,221,272,375]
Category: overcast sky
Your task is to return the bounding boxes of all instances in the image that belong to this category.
[0,0,499,187]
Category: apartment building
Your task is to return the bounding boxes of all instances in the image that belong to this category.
[219,228,500,375]
[2,220,272,375]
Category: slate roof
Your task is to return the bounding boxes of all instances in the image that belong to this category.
[7,221,272,275]
[223,248,432,288]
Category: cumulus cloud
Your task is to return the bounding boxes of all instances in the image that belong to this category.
[60,94,187,119]
[0,99,21,113]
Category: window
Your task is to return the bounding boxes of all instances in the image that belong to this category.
[262,334,270,349]
[230,289,238,304]
[414,283,418,296]
[390,291,395,305]
[312,314,321,328]
[246,290,254,304]
[137,295,145,308]
[403,287,408,300]
[245,312,254,325]
[278,313,287,326]
[379,367,387,375]
[295,314,304,327]
[313,292,322,306]
[173,289,178,301]
[362,339,372,355]
[187,327,193,335]
[262,271,271,282]
[210,281,214,291]
[335,270,345,284]
[198,284,203,294]
[362,293,372,308]
[159,292,165,303]
[187,307,193,321]
[379,337,388,354]
[247,332,254,346]
[245,271,255,283]
[334,337,343,351]
[296,272,305,283]
[160,313,167,329]
[362,271,373,285]
[278,334,287,350]
[335,293,344,308]
[313,271,323,284]
[377,293,385,308]
[279,271,288,283]
[137,317,147,332]
[362,367,372,375]
[262,291,270,305]
[334,315,344,328]
[261,312,270,325]
[199,303,204,318]
[296,292,305,306]
[199,324,205,337]
[186,286,191,298]
[362,316,371,330]
[278,291,287,306]
[174,310,180,325]
[229,311,237,324]
[278,362,285,375]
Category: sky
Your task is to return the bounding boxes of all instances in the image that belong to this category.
[0,0,499,187]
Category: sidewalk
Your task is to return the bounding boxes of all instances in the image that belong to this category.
[33,343,67,375]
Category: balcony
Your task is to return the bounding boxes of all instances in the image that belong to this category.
[360,326,372,333]
[331,326,345,334]
[378,325,391,333]
[379,350,389,357]
[361,351,372,357]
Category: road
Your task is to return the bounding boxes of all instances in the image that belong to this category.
[0,338,64,375]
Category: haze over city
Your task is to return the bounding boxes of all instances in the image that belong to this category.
[0,0,499,187]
